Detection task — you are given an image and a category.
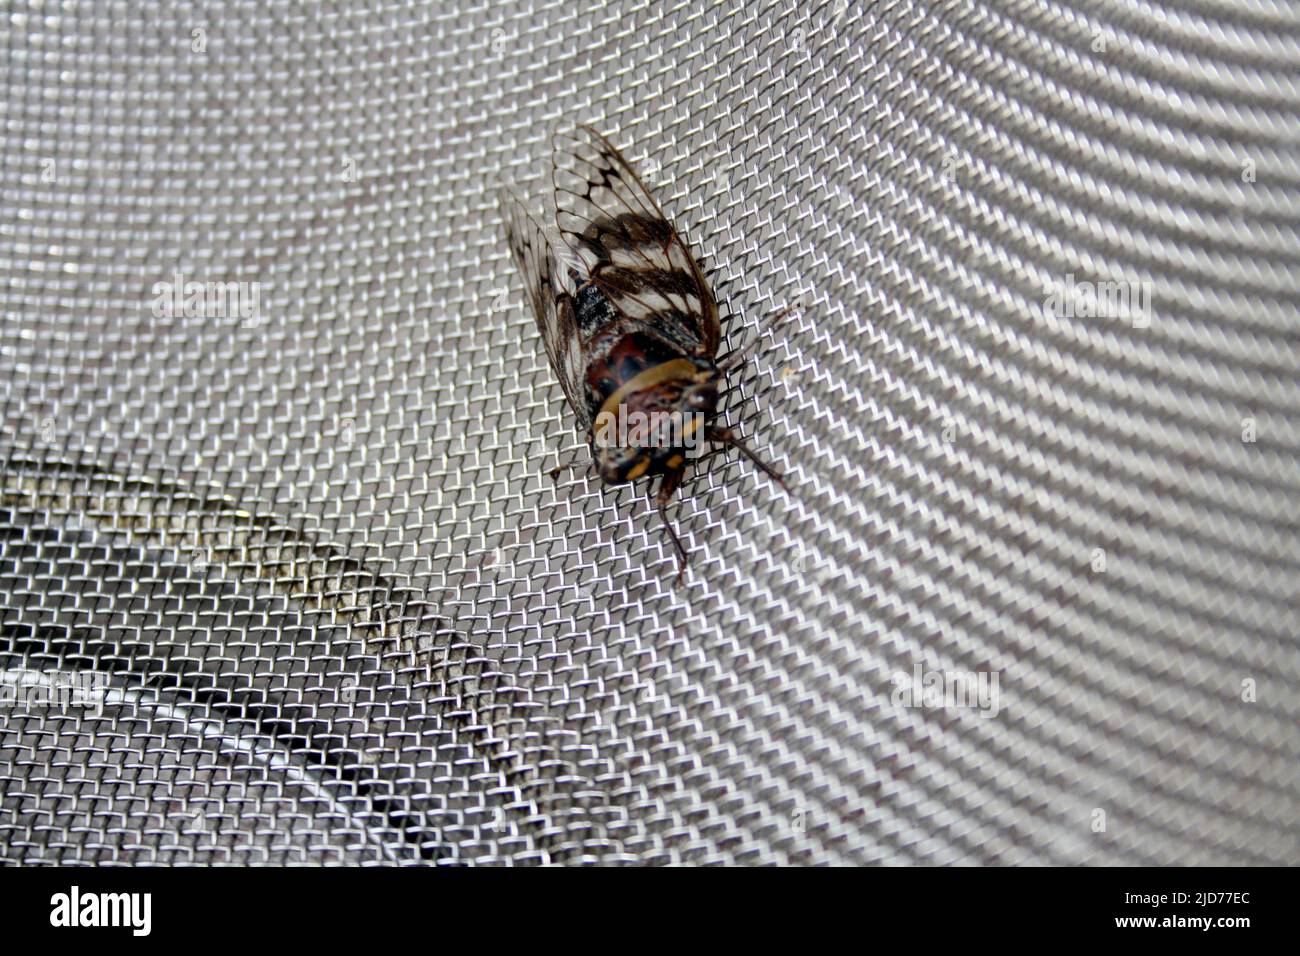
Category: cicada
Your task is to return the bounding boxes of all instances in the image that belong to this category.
[500,125,789,580]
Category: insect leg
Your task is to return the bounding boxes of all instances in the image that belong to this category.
[708,426,789,493]
[718,303,798,373]
[548,446,588,480]
[652,465,690,582]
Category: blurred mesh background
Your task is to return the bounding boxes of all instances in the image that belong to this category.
[1,0,1297,865]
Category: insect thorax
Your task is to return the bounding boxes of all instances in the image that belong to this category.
[575,285,705,407]
[584,341,720,484]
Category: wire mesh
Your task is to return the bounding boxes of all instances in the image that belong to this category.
[1,0,1298,864]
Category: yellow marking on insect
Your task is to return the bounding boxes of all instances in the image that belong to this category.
[597,358,697,421]
[666,454,684,470]
[625,458,650,481]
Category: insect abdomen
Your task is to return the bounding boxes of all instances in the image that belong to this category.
[573,282,620,338]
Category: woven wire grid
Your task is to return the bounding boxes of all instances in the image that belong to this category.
[1,0,1298,865]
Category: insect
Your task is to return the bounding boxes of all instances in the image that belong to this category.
[500,125,789,580]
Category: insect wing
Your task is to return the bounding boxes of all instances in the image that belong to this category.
[551,126,721,355]
[500,186,592,430]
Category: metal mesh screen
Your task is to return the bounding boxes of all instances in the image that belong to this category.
[1,0,1297,865]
